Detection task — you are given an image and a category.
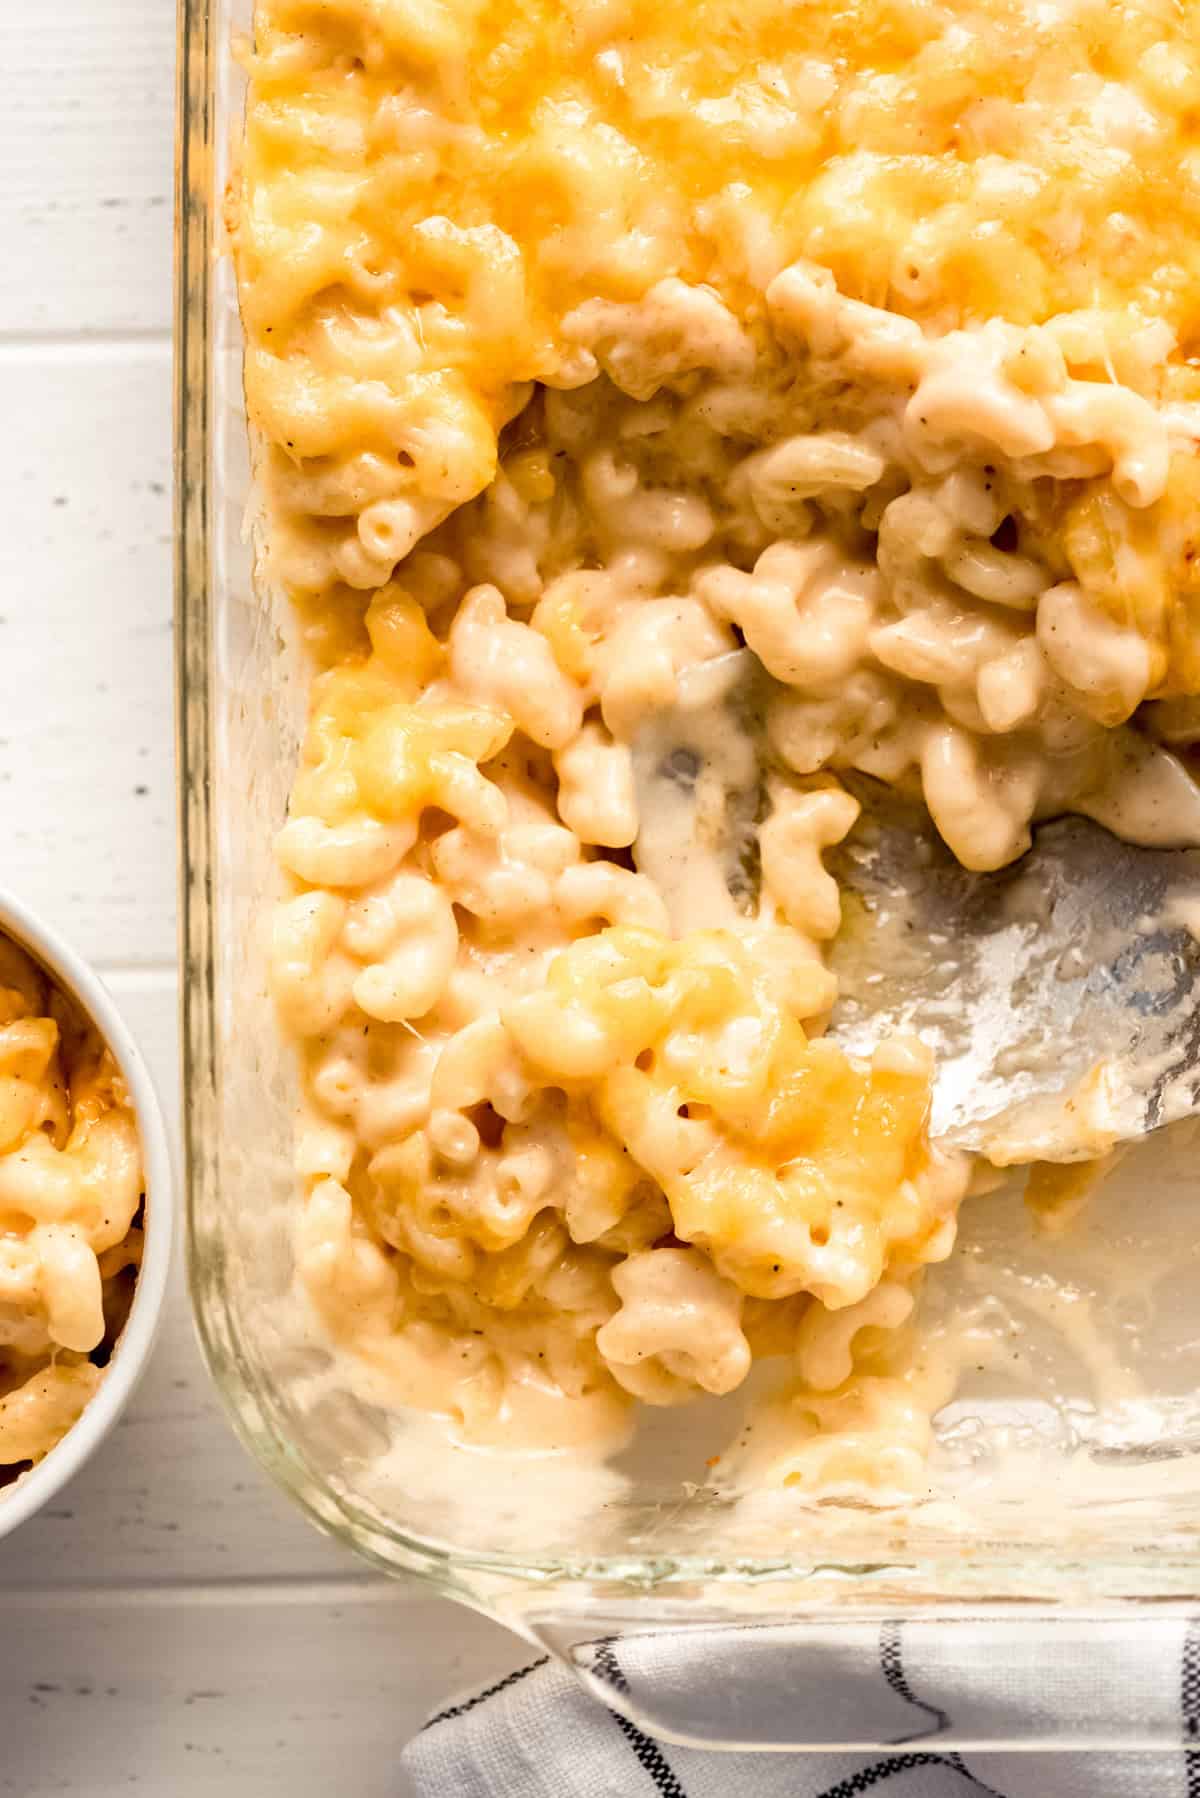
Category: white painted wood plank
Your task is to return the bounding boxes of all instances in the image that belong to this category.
[0,344,175,967]
[0,1589,521,1797]
[0,0,173,336]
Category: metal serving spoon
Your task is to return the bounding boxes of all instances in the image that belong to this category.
[632,651,1200,1164]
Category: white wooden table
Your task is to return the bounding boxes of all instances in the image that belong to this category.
[0,5,520,1790]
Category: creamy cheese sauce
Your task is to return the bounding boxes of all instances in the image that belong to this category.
[235,0,1200,1496]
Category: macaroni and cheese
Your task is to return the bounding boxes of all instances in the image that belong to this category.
[0,935,144,1471]
[234,0,1200,1489]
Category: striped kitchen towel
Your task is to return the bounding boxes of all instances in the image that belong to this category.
[402,1618,1200,1796]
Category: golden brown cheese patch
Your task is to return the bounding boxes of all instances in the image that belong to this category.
[237,0,1200,488]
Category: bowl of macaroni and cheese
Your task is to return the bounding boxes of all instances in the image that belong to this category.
[0,892,172,1537]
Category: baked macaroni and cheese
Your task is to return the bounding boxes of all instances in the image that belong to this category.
[0,934,143,1472]
[232,0,1200,1489]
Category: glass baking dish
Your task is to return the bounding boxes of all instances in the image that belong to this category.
[177,0,1200,1748]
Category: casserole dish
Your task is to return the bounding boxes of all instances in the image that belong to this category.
[177,0,1200,1746]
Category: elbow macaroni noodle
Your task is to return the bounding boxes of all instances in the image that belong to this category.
[0,937,143,1470]
[238,0,1200,1489]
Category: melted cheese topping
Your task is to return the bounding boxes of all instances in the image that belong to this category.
[237,0,1200,502]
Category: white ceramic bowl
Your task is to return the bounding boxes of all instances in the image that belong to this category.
[0,889,173,1538]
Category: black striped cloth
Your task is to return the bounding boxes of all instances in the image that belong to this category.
[402,1619,1200,1796]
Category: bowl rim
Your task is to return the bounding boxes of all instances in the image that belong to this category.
[0,887,175,1538]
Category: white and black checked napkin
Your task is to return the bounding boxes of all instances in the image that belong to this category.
[403,1618,1200,1796]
